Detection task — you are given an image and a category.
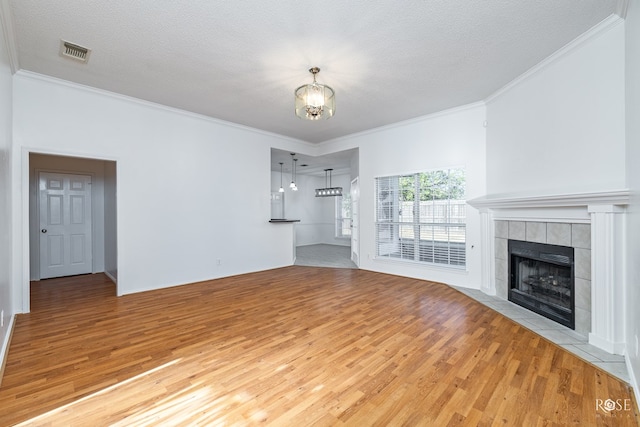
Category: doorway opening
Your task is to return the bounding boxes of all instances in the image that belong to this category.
[270,148,359,269]
[28,153,118,294]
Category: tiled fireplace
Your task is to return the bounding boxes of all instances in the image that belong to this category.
[468,190,628,355]
[495,221,588,333]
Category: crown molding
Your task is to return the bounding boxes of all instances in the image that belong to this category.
[15,70,314,146]
[616,0,629,19]
[0,0,19,73]
[485,14,624,105]
[318,101,486,147]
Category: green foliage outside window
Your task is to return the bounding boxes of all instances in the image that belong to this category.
[399,169,465,201]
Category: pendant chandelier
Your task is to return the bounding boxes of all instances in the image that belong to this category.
[315,168,342,197]
[295,67,335,120]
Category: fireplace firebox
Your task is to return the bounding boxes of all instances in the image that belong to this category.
[508,240,575,329]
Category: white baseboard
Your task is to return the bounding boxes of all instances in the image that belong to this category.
[0,314,17,387]
[104,270,117,284]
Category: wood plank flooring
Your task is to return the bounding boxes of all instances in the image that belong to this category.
[0,267,638,426]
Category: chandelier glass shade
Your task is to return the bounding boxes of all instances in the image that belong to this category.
[295,67,335,120]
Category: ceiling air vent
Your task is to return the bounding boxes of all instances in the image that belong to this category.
[59,40,91,63]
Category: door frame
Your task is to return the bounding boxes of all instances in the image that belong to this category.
[21,148,120,313]
[350,177,360,267]
[34,169,96,280]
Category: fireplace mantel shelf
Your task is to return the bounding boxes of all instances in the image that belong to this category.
[467,189,629,210]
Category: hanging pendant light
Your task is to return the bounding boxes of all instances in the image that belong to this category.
[278,162,285,193]
[289,153,298,191]
[292,158,298,191]
[295,67,335,120]
[289,153,296,189]
[315,168,343,197]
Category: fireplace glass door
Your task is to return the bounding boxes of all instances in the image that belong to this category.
[508,240,575,329]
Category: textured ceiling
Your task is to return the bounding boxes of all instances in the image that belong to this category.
[6,0,620,145]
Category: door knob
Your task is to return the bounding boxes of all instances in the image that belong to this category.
[41,229,47,233]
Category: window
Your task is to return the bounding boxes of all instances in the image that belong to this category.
[375,168,466,267]
[336,193,352,238]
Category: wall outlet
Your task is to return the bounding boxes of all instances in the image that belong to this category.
[1,310,3,328]
[216,259,221,266]
[636,335,639,357]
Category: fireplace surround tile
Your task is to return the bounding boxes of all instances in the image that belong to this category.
[494,236,508,299]
[547,222,572,246]
[575,277,591,310]
[508,221,525,240]
[495,258,508,298]
[495,237,507,260]
[575,306,591,335]
[495,277,507,299]
[525,221,547,243]
[571,223,591,249]
[575,248,591,281]
[495,220,508,238]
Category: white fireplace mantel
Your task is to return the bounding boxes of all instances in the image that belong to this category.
[468,189,629,355]
[467,189,630,210]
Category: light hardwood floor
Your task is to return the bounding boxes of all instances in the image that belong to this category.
[0,268,638,426]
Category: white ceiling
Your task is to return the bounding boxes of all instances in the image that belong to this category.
[5,0,620,146]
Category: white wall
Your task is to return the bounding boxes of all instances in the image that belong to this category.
[624,1,640,402]
[12,72,306,305]
[295,175,322,246]
[324,104,487,288]
[28,154,109,280]
[485,19,626,196]
[0,3,14,380]
[276,173,322,246]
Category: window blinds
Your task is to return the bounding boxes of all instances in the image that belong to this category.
[374,169,466,267]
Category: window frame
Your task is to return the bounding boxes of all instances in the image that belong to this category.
[374,168,466,268]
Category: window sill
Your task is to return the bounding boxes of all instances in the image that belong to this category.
[372,256,468,274]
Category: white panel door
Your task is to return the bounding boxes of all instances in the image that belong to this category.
[39,172,93,279]
[350,177,359,266]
